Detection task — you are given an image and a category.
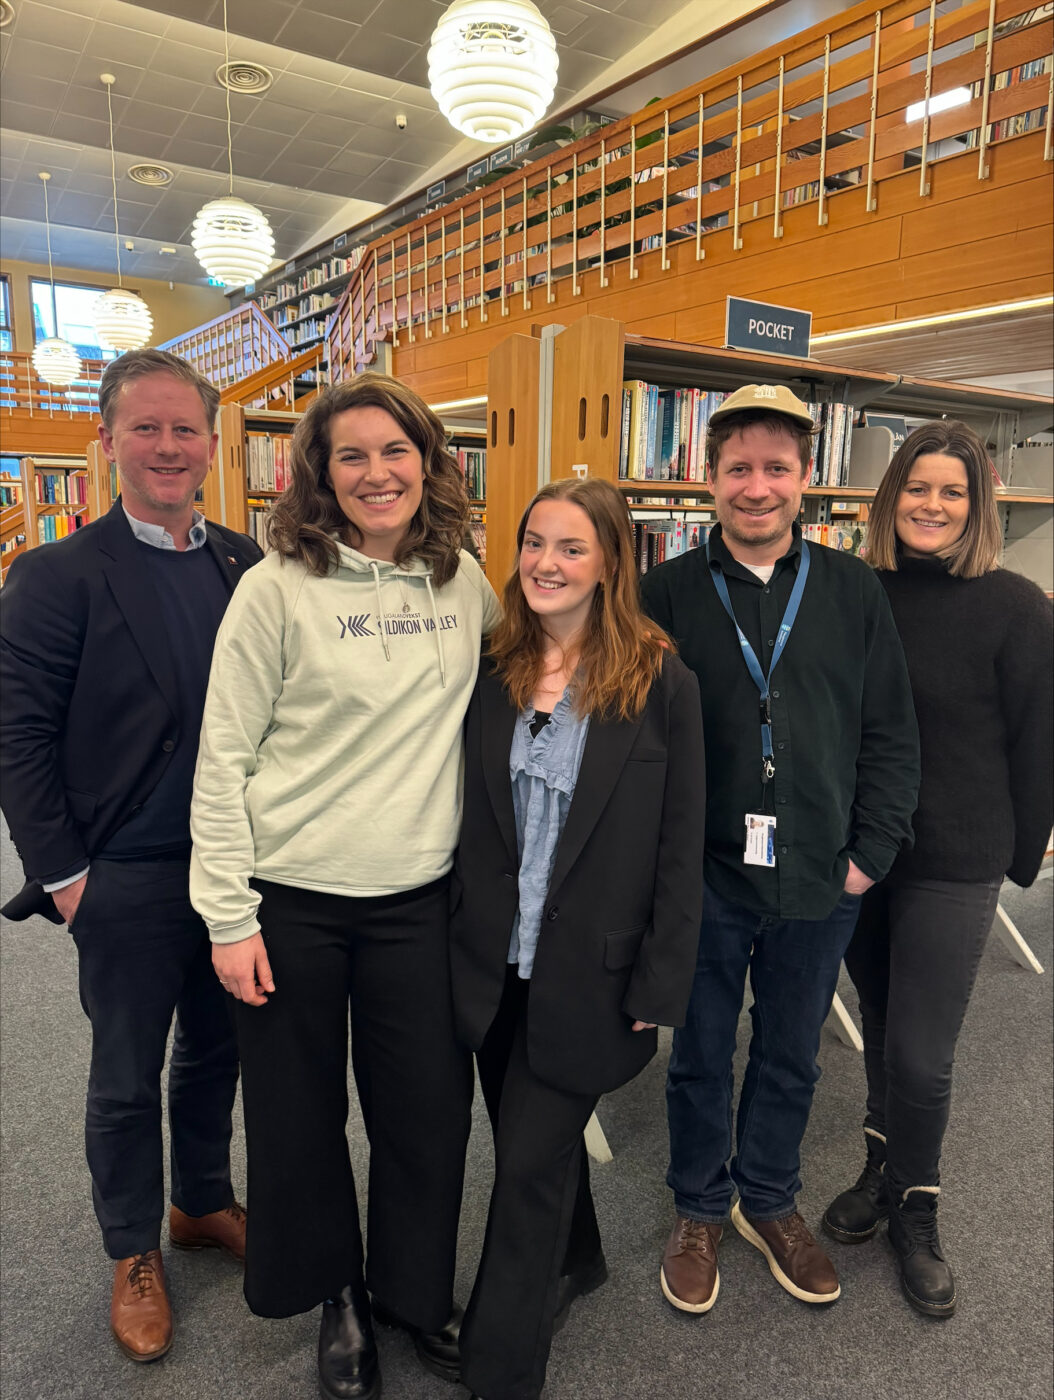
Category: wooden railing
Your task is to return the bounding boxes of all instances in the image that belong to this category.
[159,301,291,389]
[0,498,27,582]
[219,344,328,411]
[0,351,107,421]
[326,0,1053,380]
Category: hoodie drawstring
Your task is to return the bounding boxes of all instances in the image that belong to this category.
[369,562,391,662]
[368,560,447,687]
[424,575,447,688]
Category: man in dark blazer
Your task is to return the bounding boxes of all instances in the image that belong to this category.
[0,348,262,1363]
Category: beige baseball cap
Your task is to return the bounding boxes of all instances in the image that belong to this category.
[708,383,815,430]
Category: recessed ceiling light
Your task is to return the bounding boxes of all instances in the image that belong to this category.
[128,163,174,187]
[0,2,14,28]
[216,61,273,95]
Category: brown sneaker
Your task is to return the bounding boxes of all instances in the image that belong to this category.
[660,1216,723,1313]
[110,1250,173,1362]
[731,1202,840,1303]
[169,1201,246,1263]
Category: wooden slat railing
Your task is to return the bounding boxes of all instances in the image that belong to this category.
[326,0,1053,380]
[158,301,291,389]
[0,351,108,420]
[219,344,328,410]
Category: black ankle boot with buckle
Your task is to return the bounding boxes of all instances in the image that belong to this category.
[887,1188,956,1318]
[319,1282,381,1400]
[823,1130,889,1243]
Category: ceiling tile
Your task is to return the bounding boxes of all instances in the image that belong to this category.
[8,5,95,50]
[245,101,312,137]
[273,11,363,64]
[338,30,417,77]
[9,37,84,85]
[49,112,111,145]
[224,0,297,45]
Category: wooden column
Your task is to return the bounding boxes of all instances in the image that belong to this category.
[485,332,542,587]
[550,317,625,484]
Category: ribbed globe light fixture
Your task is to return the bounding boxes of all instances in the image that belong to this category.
[428,0,559,143]
[33,336,83,386]
[192,0,274,287]
[33,173,82,387]
[191,195,275,286]
[93,75,153,352]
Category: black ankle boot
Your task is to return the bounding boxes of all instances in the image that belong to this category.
[887,1190,955,1318]
[371,1300,462,1383]
[553,1251,608,1334]
[319,1284,381,1400]
[823,1131,888,1243]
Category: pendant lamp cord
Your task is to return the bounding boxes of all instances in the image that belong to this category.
[223,0,234,195]
[105,81,123,287]
[41,175,57,301]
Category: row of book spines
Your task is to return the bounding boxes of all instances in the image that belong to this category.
[34,473,88,505]
[0,485,20,507]
[247,504,272,552]
[37,513,85,544]
[633,519,714,573]
[246,433,292,492]
[455,446,487,500]
[264,254,364,305]
[802,521,868,554]
[619,382,855,488]
[620,383,727,482]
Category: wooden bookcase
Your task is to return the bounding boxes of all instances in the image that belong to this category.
[15,453,111,557]
[485,315,1054,587]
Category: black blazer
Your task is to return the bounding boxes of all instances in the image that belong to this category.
[451,653,706,1097]
[0,500,261,923]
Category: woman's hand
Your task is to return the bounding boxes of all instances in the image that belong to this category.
[213,932,275,1007]
[631,1020,657,1032]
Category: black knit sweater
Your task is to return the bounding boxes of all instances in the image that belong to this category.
[876,557,1053,886]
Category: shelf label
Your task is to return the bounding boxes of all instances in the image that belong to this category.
[864,413,908,452]
[427,180,446,201]
[725,296,812,359]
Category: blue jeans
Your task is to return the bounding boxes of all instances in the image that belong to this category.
[666,882,862,1222]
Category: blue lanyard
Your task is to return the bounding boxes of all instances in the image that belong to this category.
[706,540,811,783]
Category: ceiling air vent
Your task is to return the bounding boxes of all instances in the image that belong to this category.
[216,61,274,95]
[0,1,15,28]
[128,163,174,187]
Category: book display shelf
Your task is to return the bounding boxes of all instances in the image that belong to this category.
[484,316,1054,587]
[11,454,111,562]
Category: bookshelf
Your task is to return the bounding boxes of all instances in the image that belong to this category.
[16,454,111,555]
[485,316,1053,586]
[1,473,25,582]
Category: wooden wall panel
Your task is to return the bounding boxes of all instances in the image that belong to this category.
[393,132,1052,404]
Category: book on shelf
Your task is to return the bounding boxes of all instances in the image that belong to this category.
[0,480,21,508]
[34,471,88,506]
[247,501,273,552]
[631,515,714,573]
[802,521,868,554]
[468,514,487,567]
[36,512,85,544]
[453,445,487,501]
[246,432,293,492]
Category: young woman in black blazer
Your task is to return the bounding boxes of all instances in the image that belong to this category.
[823,420,1053,1317]
[451,477,706,1400]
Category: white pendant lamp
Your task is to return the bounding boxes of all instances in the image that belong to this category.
[33,173,82,386]
[93,74,153,352]
[428,0,559,143]
[192,0,274,286]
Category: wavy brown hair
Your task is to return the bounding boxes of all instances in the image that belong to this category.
[866,419,1002,578]
[489,477,674,721]
[267,372,469,584]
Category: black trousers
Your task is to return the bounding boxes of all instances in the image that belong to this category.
[844,873,1001,1196]
[71,857,238,1259]
[232,876,472,1325]
[463,969,600,1400]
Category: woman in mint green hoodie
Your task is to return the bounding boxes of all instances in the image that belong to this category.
[190,373,500,1400]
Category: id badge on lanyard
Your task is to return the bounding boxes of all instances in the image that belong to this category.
[706,540,811,868]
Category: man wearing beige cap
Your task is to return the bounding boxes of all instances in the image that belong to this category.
[640,384,919,1314]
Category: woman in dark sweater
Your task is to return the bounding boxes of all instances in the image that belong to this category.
[822,420,1053,1318]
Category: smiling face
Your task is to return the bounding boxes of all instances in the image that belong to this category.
[708,421,812,564]
[519,498,608,640]
[97,371,216,528]
[325,404,425,561]
[894,451,970,558]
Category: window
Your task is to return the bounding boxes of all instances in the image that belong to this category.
[30,278,118,362]
[0,276,11,353]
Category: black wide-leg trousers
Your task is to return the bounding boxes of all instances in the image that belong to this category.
[72,856,238,1260]
[463,969,600,1400]
[232,876,472,1325]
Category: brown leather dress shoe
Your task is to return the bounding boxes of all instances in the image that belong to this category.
[111,1250,173,1362]
[660,1216,722,1313]
[731,1201,840,1303]
[169,1201,246,1263]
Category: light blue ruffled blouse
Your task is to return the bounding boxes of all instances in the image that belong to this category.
[508,689,590,979]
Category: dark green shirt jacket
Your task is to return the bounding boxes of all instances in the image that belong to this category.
[640,523,920,920]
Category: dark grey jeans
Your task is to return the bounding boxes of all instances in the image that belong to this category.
[844,873,1001,1197]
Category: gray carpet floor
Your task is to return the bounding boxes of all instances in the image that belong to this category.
[1,827,1051,1400]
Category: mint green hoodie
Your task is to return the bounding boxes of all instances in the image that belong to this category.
[190,542,500,944]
